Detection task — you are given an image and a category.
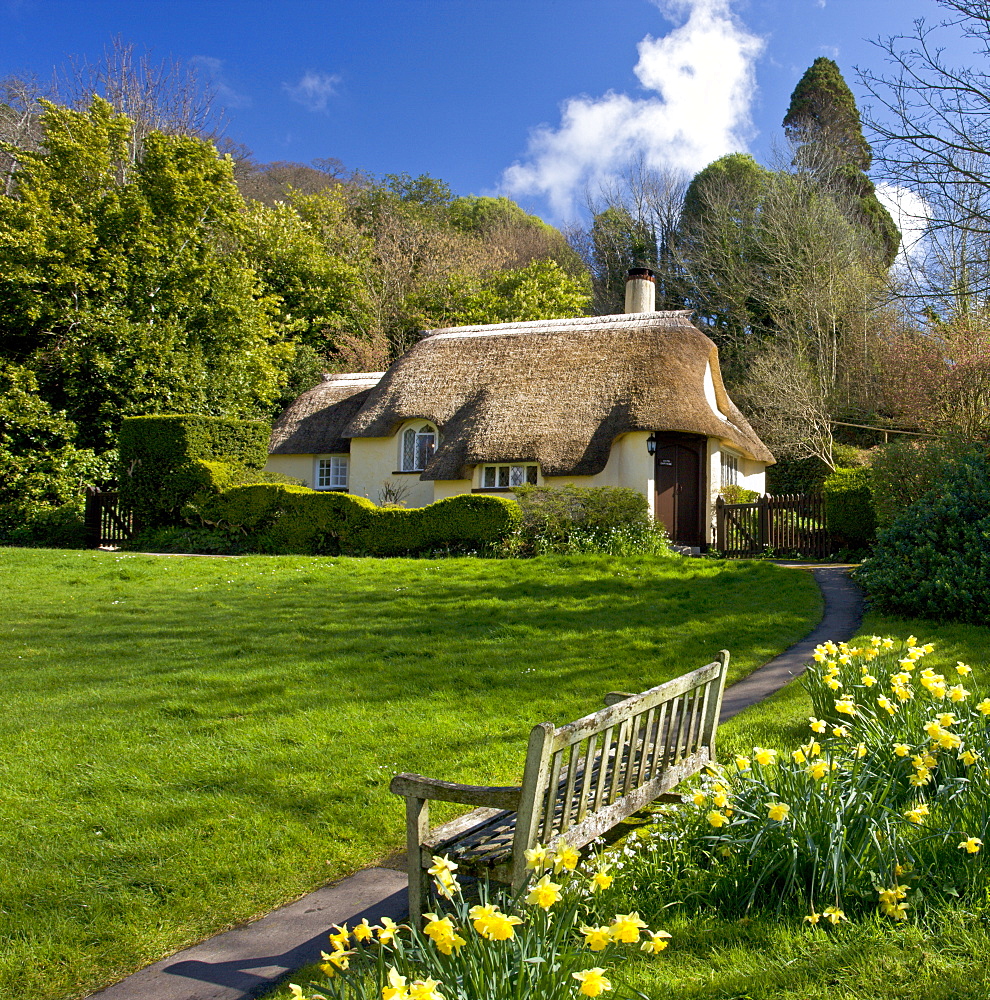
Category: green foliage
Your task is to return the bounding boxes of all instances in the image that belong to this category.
[190,485,522,557]
[719,485,761,504]
[510,485,653,555]
[822,466,876,546]
[0,360,107,507]
[765,456,830,494]
[0,497,87,548]
[857,452,990,623]
[0,97,300,458]
[117,414,271,526]
[783,58,899,266]
[869,437,985,527]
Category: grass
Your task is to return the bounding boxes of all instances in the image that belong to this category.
[0,547,821,1000]
[267,609,990,1000]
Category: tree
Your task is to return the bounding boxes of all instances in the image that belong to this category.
[0,98,297,453]
[861,3,990,294]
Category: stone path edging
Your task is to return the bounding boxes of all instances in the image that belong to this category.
[90,565,862,1000]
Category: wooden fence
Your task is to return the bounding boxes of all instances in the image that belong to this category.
[84,488,134,549]
[714,493,832,559]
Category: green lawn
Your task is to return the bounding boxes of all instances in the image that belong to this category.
[0,547,821,1000]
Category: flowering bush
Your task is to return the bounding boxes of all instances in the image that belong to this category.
[596,637,990,925]
[289,845,671,1000]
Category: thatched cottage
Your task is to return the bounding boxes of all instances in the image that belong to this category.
[266,271,773,547]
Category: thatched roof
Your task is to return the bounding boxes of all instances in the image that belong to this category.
[345,312,774,480]
[269,372,384,455]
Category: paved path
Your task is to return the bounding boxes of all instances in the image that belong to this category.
[90,565,862,1000]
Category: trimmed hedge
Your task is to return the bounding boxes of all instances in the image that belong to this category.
[118,415,271,526]
[857,451,990,624]
[822,466,875,548]
[192,486,521,556]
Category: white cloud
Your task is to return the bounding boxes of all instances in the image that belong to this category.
[284,71,342,113]
[876,182,930,267]
[502,0,765,221]
[191,56,251,109]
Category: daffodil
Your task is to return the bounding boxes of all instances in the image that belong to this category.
[904,803,929,824]
[468,904,497,937]
[735,755,751,772]
[327,924,350,951]
[807,760,829,780]
[832,724,851,737]
[960,749,979,766]
[485,910,524,941]
[956,661,973,676]
[691,791,706,807]
[553,843,580,872]
[408,978,445,1000]
[766,801,790,822]
[861,674,877,687]
[573,968,613,997]
[822,906,846,924]
[877,695,896,715]
[707,810,730,827]
[949,685,970,703]
[422,914,460,954]
[353,918,374,943]
[803,911,821,924]
[791,748,807,764]
[909,767,932,786]
[835,700,857,717]
[959,837,983,854]
[977,699,990,716]
[809,717,827,733]
[802,739,822,757]
[754,747,777,766]
[382,967,409,1000]
[641,929,672,954]
[524,845,549,870]
[526,874,563,909]
[610,912,648,943]
[580,924,613,951]
[428,855,458,878]
[376,917,400,945]
[712,791,730,808]
[590,868,614,892]
[320,948,355,972]
[855,743,868,758]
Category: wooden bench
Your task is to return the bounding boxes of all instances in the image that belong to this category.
[391,650,730,921]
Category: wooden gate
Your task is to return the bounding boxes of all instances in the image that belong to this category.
[715,493,831,559]
[84,488,135,548]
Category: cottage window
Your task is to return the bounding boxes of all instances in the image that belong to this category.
[481,464,538,489]
[316,456,348,489]
[721,452,739,488]
[400,424,436,472]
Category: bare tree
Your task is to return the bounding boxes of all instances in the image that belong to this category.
[860,2,990,299]
[0,75,50,196]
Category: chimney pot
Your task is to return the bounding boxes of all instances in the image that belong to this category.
[624,268,656,314]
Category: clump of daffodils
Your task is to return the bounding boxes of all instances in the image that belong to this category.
[671,637,990,924]
[291,842,671,1000]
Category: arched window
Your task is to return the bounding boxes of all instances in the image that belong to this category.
[400,424,436,472]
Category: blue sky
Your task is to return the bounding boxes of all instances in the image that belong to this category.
[0,0,954,223]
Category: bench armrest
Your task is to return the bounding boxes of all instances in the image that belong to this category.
[391,773,522,811]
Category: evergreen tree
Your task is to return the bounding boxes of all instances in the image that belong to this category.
[783,58,899,267]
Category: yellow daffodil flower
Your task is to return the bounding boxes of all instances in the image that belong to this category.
[792,748,807,764]
[375,917,400,945]
[641,930,672,954]
[408,978,445,1000]
[855,743,868,759]
[526,874,563,909]
[909,768,931,787]
[832,725,851,737]
[327,924,350,951]
[824,641,838,654]
[766,801,790,821]
[977,699,990,716]
[382,968,408,1000]
[826,677,842,691]
[938,712,957,727]
[822,906,846,924]
[808,761,829,780]
[573,968,613,997]
[870,635,882,647]
[590,868,614,892]
[691,791,706,806]
[735,755,751,772]
[480,909,523,941]
[924,721,943,740]
[803,911,821,924]
[610,912,648,943]
[524,845,549,870]
[922,643,934,654]
[553,843,580,872]
[893,743,910,756]
[809,717,827,733]
[959,837,983,854]
[956,661,972,676]
[881,637,895,649]
[707,810,730,828]
[835,700,857,717]
[428,855,458,877]
[754,747,777,766]
[802,740,822,757]
[949,685,970,703]
[468,904,497,937]
[580,924,613,951]
[352,918,374,943]
[861,674,877,687]
[877,695,896,715]
[960,749,979,766]
[320,948,355,972]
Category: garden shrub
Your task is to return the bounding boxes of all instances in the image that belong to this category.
[510,485,651,554]
[0,499,87,548]
[117,414,270,527]
[765,456,830,494]
[869,436,985,527]
[822,466,876,547]
[857,451,990,623]
[187,485,520,556]
[718,484,760,503]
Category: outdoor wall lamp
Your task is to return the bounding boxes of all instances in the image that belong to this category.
[646,432,657,456]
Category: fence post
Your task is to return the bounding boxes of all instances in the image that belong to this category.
[84,487,102,549]
[758,495,770,552]
[715,495,725,552]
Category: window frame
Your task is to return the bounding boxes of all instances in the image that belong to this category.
[720,450,740,488]
[314,455,349,491]
[398,422,437,473]
[477,463,539,491]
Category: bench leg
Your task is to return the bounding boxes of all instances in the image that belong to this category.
[405,796,429,926]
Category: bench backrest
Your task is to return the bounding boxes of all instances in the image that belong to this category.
[509,650,729,881]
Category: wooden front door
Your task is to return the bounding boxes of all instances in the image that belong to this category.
[655,435,706,547]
